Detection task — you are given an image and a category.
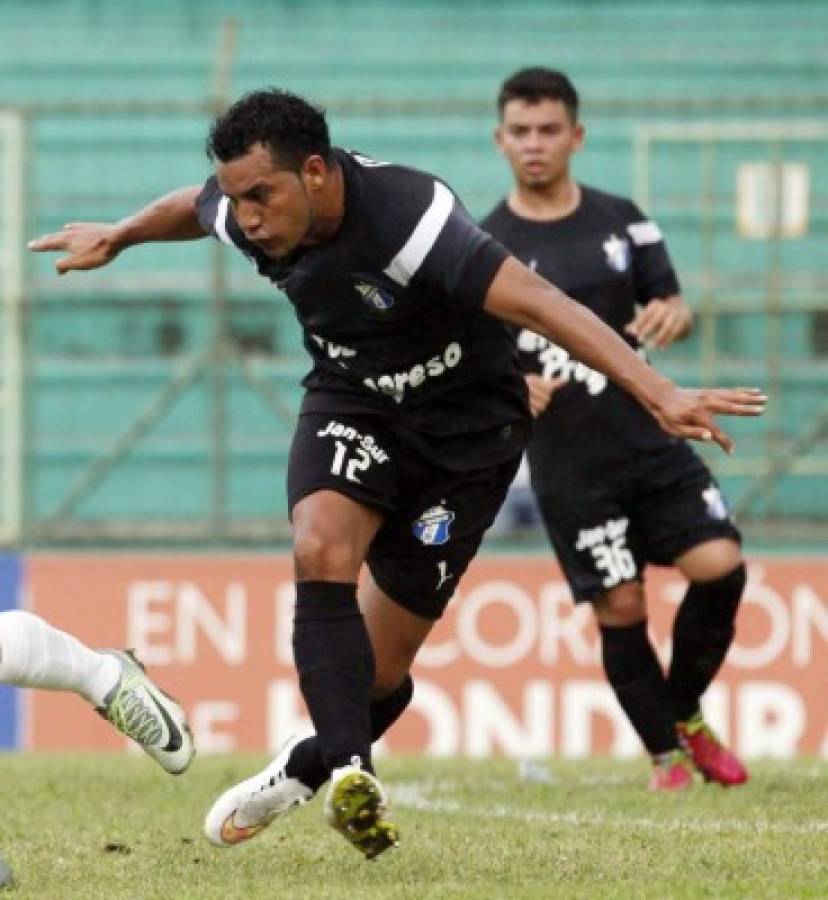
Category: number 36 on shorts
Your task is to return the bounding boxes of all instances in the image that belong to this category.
[592,540,637,588]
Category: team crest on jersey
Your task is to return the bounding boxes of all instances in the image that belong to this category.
[355,281,394,311]
[412,504,455,546]
[603,234,630,272]
[702,485,729,520]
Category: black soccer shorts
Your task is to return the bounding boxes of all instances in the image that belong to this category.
[287,410,522,620]
[534,444,742,602]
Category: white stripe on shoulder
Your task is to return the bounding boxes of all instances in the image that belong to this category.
[214,195,235,247]
[627,220,662,245]
[384,181,454,287]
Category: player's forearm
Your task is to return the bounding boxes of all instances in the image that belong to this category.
[111,186,207,252]
[485,257,675,414]
[530,287,673,409]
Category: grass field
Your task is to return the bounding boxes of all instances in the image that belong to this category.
[1,753,827,898]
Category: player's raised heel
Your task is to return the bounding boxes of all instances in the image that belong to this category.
[324,764,399,860]
[98,649,194,775]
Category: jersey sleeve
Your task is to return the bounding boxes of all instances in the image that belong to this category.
[196,176,229,242]
[195,176,256,255]
[372,169,509,311]
[623,200,681,303]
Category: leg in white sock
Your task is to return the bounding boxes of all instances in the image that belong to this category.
[0,610,120,706]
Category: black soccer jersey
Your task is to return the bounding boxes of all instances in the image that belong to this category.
[481,186,682,486]
[196,149,530,470]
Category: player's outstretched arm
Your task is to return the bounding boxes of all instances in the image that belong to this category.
[27,185,207,275]
[484,257,765,453]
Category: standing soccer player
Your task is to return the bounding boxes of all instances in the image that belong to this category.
[483,67,750,790]
[29,89,762,855]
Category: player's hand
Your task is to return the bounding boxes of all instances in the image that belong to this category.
[27,222,123,274]
[525,373,566,417]
[625,298,692,349]
[650,385,766,453]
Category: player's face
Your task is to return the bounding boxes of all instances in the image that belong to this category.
[216,143,318,259]
[496,99,583,189]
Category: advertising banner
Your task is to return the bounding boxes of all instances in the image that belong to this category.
[19,554,828,759]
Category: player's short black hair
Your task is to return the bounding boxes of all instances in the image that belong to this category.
[207,88,332,171]
[497,68,579,122]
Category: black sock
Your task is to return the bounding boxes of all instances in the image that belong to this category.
[668,564,746,721]
[369,675,414,738]
[292,581,374,773]
[286,676,414,792]
[600,621,679,756]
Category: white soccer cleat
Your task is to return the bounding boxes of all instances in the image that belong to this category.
[99,649,194,775]
[204,735,313,847]
[324,761,399,860]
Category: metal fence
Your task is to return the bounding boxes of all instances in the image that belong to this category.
[633,120,828,529]
[1,93,827,548]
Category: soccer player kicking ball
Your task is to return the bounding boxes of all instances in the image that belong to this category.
[483,67,751,791]
[0,610,193,774]
[29,89,763,857]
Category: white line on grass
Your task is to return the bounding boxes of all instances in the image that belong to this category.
[391,782,828,836]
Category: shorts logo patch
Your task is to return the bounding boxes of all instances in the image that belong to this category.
[412,504,455,546]
[355,281,394,310]
[436,560,453,590]
[603,233,630,272]
[702,485,729,520]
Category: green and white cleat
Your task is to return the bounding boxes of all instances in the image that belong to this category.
[324,762,399,860]
[99,649,194,775]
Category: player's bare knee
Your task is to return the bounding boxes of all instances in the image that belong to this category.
[592,581,646,627]
[292,530,361,582]
[674,538,743,582]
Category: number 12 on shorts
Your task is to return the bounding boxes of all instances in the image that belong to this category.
[330,440,371,483]
[592,539,636,588]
